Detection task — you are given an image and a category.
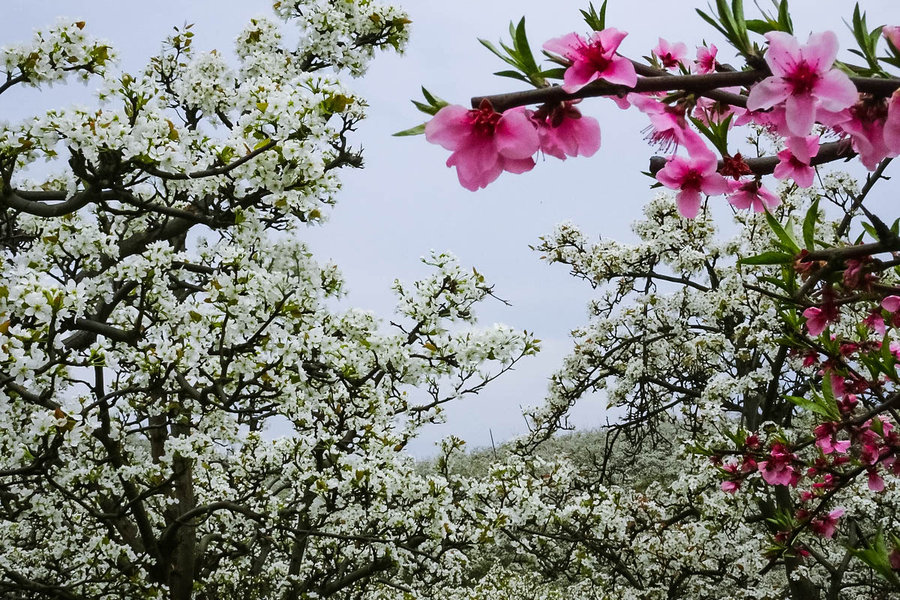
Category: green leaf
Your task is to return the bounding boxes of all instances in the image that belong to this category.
[731,0,747,40]
[538,67,567,80]
[514,18,539,73]
[819,374,841,420]
[802,198,819,249]
[764,208,801,254]
[580,1,607,31]
[696,9,730,39]
[392,123,426,137]
[493,70,532,84]
[410,87,448,116]
[778,0,793,33]
[746,19,776,35]
[784,395,838,420]
[478,39,519,68]
[421,86,438,105]
[849,531,900,585]
[738,251,795,265]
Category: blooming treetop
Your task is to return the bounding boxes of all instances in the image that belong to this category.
[405,0,900,596]
[0,3,542,599]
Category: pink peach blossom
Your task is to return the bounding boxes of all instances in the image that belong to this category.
[694,44,717,74]
[727,179,781,212]
[883,295,900,312]
[773,152,814,187]
[653,38,688,70]
[629,94,711,156]
[884,26,900,51]
[692,95,748,127]
[810,508,844,538]
[655,153,729,218]
[426,101,540,191]
[827,96,898,170]
[886,91,900,154]
[747,31,858,137]
[720,480,739,493]
[868,469,885,492]
[758,443,798,486]
[804,304,838,336]
[864,311,887,335]
[814,422,850,454]
[532,101,601,160]
[773,135,820,188]
[543,29,637,93]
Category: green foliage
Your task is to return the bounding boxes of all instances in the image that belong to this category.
[479,18,561,87]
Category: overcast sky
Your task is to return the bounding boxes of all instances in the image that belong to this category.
[4,0,897,456]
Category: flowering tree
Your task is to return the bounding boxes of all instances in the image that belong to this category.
[411,0,900,598]
[0,4,541,599]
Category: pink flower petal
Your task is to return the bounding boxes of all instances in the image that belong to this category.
[883,295,900,312]
[676,188,702,218]
[602,56,638,87]
[813,70,858,112]
[868,470,885,492]
[785,93,817,136]
[542,33,583,59]
[801,31,839,72]
[885,91,900,154]
[593,28,628,53]
[552,115,601,158]
[425,105,474,151]
[494,110,540,159]
[747,77,791,111]
[655,158,689,187]
[562,60,599,93]
[700,173,730,196]
[764,32,802,78]
[447,144,501,191]
[500,156,536,175]
[786,135,820,163]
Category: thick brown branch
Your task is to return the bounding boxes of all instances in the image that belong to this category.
[472,70,767,112]
[473,69,900,113]
[2,187,104,217]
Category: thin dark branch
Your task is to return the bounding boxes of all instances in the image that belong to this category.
[144,140,277,180]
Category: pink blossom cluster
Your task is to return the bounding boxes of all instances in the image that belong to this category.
[426,99,600,191]
[425,26,900,218]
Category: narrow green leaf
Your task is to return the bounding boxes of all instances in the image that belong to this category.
[849,531,900,585]
[421,86,437,105]
[696,9,731,39]
[538,67,567,79]
[738,251,795,265]
[732,0,748,45]
[514,18,539,73]
[785,395,838,420]
[493,70,532,83]
[778,0,793,33]
[746,19,776,35]
[479,39,520,69]
[861,221,879,240]
[392,123,426,137]
[802,198,819,249]
[411,100,435,115]
[764,208,801,254]
[820,374,841,420]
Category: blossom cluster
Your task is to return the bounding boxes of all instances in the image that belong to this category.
[424,22,900,219]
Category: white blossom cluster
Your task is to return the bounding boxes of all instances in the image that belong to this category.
[456,179,900,599]
[0,4,541,599]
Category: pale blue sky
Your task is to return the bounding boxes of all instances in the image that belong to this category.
[5,0,897,456]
